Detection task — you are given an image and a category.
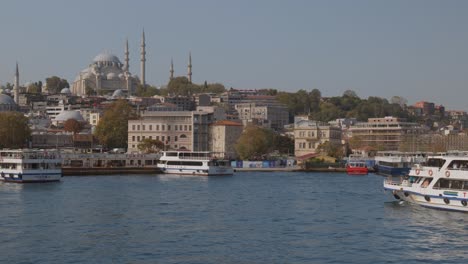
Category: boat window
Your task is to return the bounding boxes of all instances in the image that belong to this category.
[426,158,445,168]
[421,178,432,188]
[435,179,450,189]
[166,152,178,157]
[463,181,468,191]
[451,180,463,190]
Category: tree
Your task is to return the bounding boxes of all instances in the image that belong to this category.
[235,125,275,160]
[137,138,165,153]
[343,90,359,98]
[27,83,40,94]
[0,112,31,148]
[167,76,199,96]
[135,84,159,97]
[273,134,294,156]
[94,100,137,149]
[390,96,408,108]
[63,119,83,134]
[45,76,69,94]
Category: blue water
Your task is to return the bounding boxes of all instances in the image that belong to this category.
[1,172,467,264]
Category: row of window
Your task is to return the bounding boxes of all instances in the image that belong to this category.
[297,142,316,149]
[131,124,192,132]
[131,134,188,143]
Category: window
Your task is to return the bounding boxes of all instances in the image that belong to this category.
[162,125,165,131]
[132,125,135,130]
[156,125,160,131]
[168,125,171,131]
[168,136,171,142]
[137,136,140,141]
[142,125,145,131]
[175,136,178,142]
[149,125,152,131]
[184,125,187,131]
[132,136,135,141]
[137,125,140,130]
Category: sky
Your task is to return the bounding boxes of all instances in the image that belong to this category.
[1,0,468,110]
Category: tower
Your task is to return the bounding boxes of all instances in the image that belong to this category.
[170,58,174,81]
[140,30,146,87]
[124,38,130,72]
[14,62,19,104]
[187,52,192,83]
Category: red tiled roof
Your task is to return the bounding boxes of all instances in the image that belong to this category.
[211,120,243,126]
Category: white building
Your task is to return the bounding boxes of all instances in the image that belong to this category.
[294,118,342,159]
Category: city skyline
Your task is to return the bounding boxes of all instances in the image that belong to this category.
[1,0,468,110]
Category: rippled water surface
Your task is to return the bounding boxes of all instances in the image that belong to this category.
[1,172,468,263]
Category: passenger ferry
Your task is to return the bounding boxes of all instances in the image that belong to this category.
[375,151,426,177]
[0,149,62,183]
[384,152,468,212]
[157,151,233,176]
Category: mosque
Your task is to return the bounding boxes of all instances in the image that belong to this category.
[71,31,194,97]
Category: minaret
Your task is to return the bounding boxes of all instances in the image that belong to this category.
[140,30,146,87]
[124,38,130,72]
[170,58,174,81]
[187,52,192,83]
[14,62,19,104]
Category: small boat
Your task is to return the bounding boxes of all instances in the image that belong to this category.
[157,151,233,176]
[0,149,62,183]
[384,152,468,212]
[374,151,426,177]
[346,161,368,175]
[346,154,368,175]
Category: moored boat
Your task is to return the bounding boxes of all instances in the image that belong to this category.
[346,154,368,175]
[375,151,426,177]
[384,152,468,212]
[0,149,62,183]
[157,151,233,176]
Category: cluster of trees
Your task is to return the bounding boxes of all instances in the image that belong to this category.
[45,76,70,94]
[0,112,31,148]
[276,89,409,122]
[94,100,137,148]
[235,125,294,160]
[159,77,226,96]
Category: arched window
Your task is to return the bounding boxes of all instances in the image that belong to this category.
[180,134,187,138]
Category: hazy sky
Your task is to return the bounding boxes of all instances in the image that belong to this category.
[1,0,468,110]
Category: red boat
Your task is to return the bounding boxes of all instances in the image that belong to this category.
[346,161,369,175]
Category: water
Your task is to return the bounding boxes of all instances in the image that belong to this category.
[1,172,467,264]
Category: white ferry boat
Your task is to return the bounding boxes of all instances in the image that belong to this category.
[384,153,468,212]
[157,151,233,176]
[0,149,62,183]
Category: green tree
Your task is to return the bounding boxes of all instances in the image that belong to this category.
[167,76,200,96]
[46,76,69,94]
[0,112,31,148]
[273,134,294,156]
[94,100,137,149]
[27,83,40,94]
[135,84,159,97]
[235,125,275,160]
[137,138,165,153]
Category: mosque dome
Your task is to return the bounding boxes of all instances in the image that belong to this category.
[112,89,124,98]
[54,110,85,122]
[107,72,118,79]
[60,88,71,94]
[93,53,121,64]
[0,94,16,105]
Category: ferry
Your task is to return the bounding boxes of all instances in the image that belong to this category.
[384,153,468,212]
[346,154,368,175]
[375,151,426,177]
[0,149,62,183]
[157,151,233,176]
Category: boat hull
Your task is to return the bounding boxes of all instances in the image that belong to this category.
[384,182,468,213]
[376,165,410,177]
[159,167,233,176]
[0,172,62,183]
[346,167,368,175]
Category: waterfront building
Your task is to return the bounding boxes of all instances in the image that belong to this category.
[127,109,214,153]
[235,102,289,131]
[294,117,342,159]
[349,116,427,151]
[209,120,243,159]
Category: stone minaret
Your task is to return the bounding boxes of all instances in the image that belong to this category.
[170,58,174,81]
[140,30,146,87]
[187,52,192,83]
[124,38,130,72]
[14,62,19,104]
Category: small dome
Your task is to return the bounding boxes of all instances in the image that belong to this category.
[54,110,85,122]
[0,94,16,105]
[60,88,71,94]
[112,89,124,98]
[118,73,124,78]
[107,72,118,79]
[93,53,121,64]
